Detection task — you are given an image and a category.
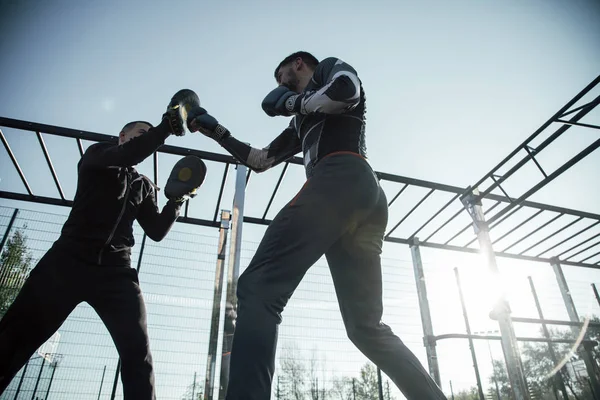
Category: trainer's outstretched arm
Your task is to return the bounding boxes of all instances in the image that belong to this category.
[81,111,181,169]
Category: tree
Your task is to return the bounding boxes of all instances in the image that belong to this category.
[330,375,352,400]
[0,226,33,318]
[180,372,202,400]
[488,319,600,400]
[279,342,307,400]
[453,386,479,400]
[488,359,514,400]
[355,363,379,400]
[384,380,394,400]
[309,347,325,400]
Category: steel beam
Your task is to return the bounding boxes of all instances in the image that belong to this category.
[460,187,530,400]
[409,238,441,386]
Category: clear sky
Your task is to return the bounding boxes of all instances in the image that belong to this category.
[1,0,600,399]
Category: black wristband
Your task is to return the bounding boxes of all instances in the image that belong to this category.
[211,124,231,142]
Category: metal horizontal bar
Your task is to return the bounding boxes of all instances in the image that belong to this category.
[555,119,600,130]
[213,163,230,222]
[560,98,599,118]
[408,193,460,240]
[0,117,238,165]
[491,209,544,246]
[0,190,73,207]
[579,249,600,264]
[76,138,84,157]
[423,206,463,243]
[509,317,600,328]
[35,131,65,200]
[479,94,600,201]
[243,216,271,226]
[0,190,222,229]
[387,184,409,207]
[0,128,33,196]
[434,333,597,346]
[518,216,584,256]
[501,213,563,253]
[470,75,600,192]
[263,162,289,220]
[386,189,434,237]
[488,137,600,225]
[384,236,600,270]
[174,216,220,228]
[538,220,600,258]
[561,233,600,260]
[153,152,158,184]
[523,146,547,178]
[376,172,465,194]
[443,201,501,246]
[461,204,525,247]
[3,117,600,221]
[245,169,252,187]
[489,205,524,230]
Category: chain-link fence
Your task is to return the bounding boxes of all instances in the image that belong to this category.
[1,205,599,400]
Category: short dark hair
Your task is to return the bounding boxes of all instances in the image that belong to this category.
[121,120,153,132]
[274,51,319,79]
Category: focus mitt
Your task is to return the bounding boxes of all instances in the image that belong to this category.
[165,155,207,203]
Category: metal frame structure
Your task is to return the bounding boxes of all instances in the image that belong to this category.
[1,74,599,400]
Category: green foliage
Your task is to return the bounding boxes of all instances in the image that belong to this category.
[0,226,33,318]
[489,319,600,400]
[452,386,479,400]
[180,372,202,400]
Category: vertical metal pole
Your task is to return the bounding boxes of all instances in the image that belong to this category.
[592,283,600,308]
[551,257,600,398]
[454,268,485,400]
[409,237,442,386]
[527,276,569,400]
[192,371,197,400]
[0,209,19,255]
[136,234,147,273]
[110,360,120,400]
[45,361,58,400]
[97,365,106,400]
[30,357,45,400]
[449,380,455,400]
[204,210,231,400]
[352,378,356,400]
[14,357,30,400]
[218,164,247,400]
[461,188,530,400]
[377,367,384,400]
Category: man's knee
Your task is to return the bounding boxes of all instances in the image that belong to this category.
[346,322,392,349]
[116,332,152,363]
[235,273,286,324]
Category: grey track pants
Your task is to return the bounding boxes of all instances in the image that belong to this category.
[225,152,447,400]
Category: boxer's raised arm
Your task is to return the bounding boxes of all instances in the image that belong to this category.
[189,108,301,173]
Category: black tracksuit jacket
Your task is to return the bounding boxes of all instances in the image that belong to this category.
[55,123,181,266]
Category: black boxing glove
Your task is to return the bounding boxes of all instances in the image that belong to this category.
[187,107,231,142]
[261,85,301,117]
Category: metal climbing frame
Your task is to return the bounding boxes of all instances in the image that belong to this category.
[1,74,599,400]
